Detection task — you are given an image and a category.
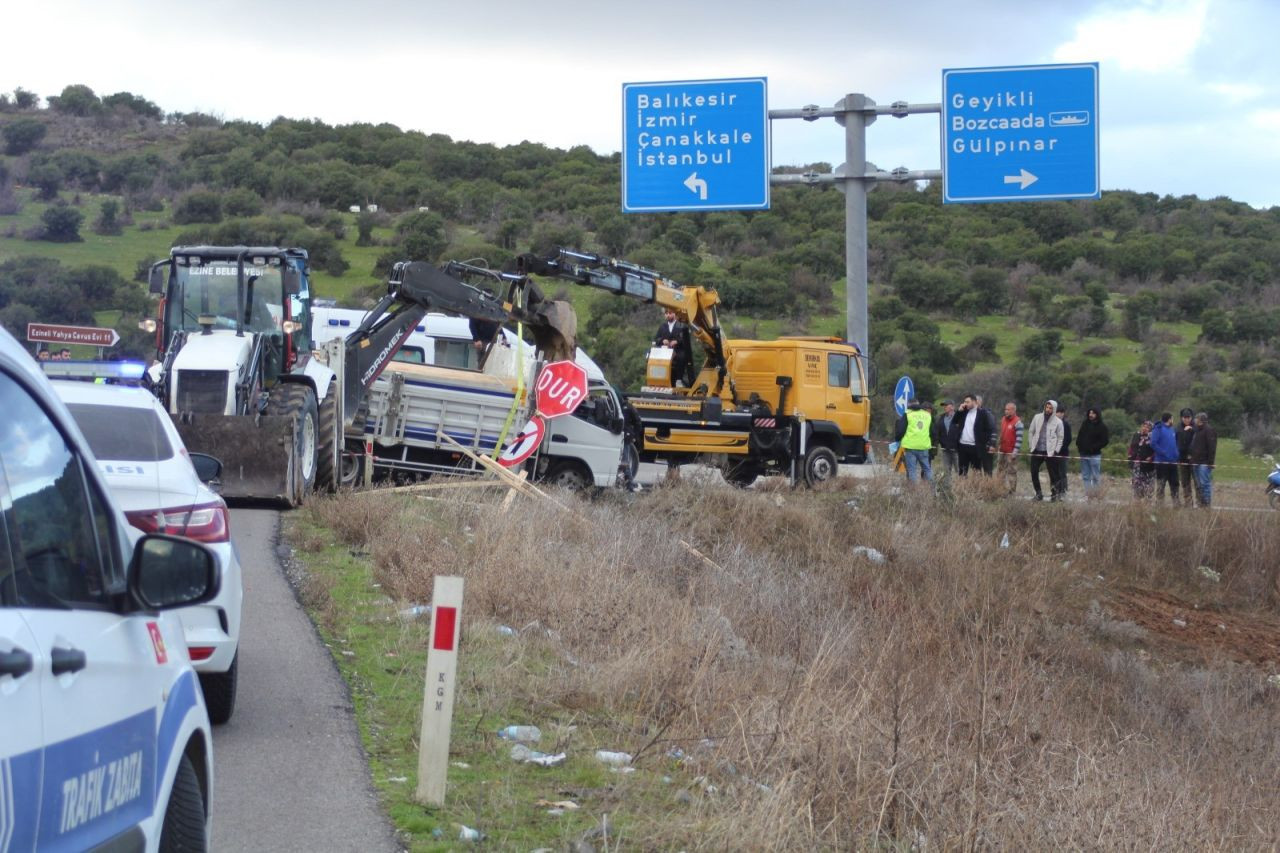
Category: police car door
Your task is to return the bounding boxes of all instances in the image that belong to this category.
[0,368,171,851]
[0,604,45,852]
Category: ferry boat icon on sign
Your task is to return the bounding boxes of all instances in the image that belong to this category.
[1049,111,1091,127]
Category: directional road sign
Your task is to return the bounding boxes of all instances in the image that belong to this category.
[893,375,915,418]
[942,63,1099,204]
[622,77,769,213]
[534,360,588,419]
[26,322,120,347]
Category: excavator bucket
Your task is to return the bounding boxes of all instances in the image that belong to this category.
[174,414,300,505]
[529,299,577,363]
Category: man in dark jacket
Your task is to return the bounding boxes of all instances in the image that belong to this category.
[1076,407,1110,495]
[933,400,959,475]
[1053,409,1073,498]
[1175,407,1196,506]
[952,394,993,476]
[1188,412,1217,508]
[1150,412,1180,503]
[653,308,693,387]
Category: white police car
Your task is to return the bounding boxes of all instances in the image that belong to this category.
[0,327,218,851]
[46,364,244,725]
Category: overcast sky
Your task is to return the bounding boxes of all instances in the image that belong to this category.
[4,0,1277,208]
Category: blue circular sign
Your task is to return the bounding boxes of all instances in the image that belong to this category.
[893,375,915,417]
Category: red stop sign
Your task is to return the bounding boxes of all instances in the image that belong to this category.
[535,361,588,419]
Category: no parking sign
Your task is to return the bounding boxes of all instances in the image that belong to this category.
[497,416,546,468]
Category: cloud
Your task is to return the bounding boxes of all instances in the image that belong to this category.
[1053,0,1209,73]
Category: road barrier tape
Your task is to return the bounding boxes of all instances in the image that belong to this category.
[863,437,1274,473]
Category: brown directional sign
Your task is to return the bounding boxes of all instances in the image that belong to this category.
[27,323,120,347]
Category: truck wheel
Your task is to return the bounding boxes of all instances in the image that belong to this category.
[315,389,339,492]
[618,441,640,488]
[724,460,760,488]
[339,450,364,488]
[159,754,207,853]
[1270,490,1280,510]
[266,384,318,504]
[545,461,591,490]
[199,653,238,725]
[803,446,839,487]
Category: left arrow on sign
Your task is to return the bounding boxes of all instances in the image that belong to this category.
[683,172,708,200]
[1003,169,1039,190]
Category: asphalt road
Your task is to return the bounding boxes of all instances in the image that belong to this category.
[212,507,399,852]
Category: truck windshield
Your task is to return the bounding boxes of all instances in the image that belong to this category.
[171,262,283,334]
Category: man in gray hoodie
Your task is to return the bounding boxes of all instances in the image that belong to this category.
[1025,399,1064,501]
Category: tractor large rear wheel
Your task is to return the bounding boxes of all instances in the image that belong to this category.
[266,383,318,506]
[315,388,339,492]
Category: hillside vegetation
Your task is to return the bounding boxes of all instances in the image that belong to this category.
[2,83,1279,452]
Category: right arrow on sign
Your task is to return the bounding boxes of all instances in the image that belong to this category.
[683,172,708,200]
[1003,169,1039,190]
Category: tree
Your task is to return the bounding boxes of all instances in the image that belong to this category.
[173,190,223,224]
[49,84,101,116]
[1121,291,1160,341]
[1018,330,1063,365]
[12,88,38,109]
[2,118,46,155]
[26,161,63,200]
[222,187,263,217]
[93,199,122,235]
[40,204,84,242]
[394,210,448,262]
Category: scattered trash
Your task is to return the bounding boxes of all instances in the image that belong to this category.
[674,789,694,805]
[666,747,686,761]
[536,799,579,811]
[399,604,431,620]
[845,499,861,509]
[510,744,566,767]
[1055,542,1064,550]
[1217,623,1227,632]
[1198,566,1221,582]
[340,650,355,657]
[387,776,407,783]
[1075,546,1087,554]
[973,542,982,552]
[774,495,785,507]
[1096,574,1105,581]
[498,725,542,743]
[1062,560,1072,569]
[594,750,633,767]
[496,624,518,637]
[851,545,886,564]
[1267,674,1280,688]
[999,532,1010,549]
[457,825,485,842]
[1172,618,1188,628]
[662,775,673,784]
[1149,514,1158,524]
[450,761,470,769]
[610,766,637,775]
[432,828,445,840]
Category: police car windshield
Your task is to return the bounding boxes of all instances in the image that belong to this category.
[65,404,173,462]
[173,262,282,333]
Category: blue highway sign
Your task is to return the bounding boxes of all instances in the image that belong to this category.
[622,77,769,213]
[942,63,1099,204]
[893,375,915,418]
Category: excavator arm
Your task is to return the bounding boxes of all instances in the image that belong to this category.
[513,248,731,395]
[340,260,578,422]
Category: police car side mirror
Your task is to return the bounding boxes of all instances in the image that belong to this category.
[128,534,220,611]
[189,452,223,489]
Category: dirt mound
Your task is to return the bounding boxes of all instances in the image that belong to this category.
[1112,586,1280,665]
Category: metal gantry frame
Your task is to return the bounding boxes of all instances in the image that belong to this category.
[769,95,942,355]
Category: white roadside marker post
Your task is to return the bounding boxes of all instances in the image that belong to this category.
[415,575,464,806]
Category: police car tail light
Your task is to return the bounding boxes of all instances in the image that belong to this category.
[125,501,229,543]
[187,646,216,661]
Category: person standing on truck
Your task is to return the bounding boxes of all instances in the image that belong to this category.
[653,308,693,388]
[1189,412,1217,508]
[997,402,1023,494]
[1026,400,1063,500]
[1175,408,1196,506]
[895,398,934,485]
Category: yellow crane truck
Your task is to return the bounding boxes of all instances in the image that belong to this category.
[514,248,874,486]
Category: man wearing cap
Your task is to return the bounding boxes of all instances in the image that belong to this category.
[1175,408,1196,506]
[1025,400,1064,500]
[933,400,959,476]
[895,398,934,484]
[1189,412,1217,508]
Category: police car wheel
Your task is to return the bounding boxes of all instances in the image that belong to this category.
[200,652,238,725]
[159,754,207,853]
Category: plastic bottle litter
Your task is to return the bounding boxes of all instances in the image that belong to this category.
[999,532,1010,549]
[510,744,566,767]
[498,725,541,743]
[850,545,886,565]
[398,604,431,620]
[496,625,518,637]
[457,825,485,842]
[595,750,633,766]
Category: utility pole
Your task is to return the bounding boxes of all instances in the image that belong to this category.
[769,96,941,354]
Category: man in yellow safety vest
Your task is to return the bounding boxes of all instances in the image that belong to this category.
[895,398,934,484]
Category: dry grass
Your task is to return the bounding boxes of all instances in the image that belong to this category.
[304,479,1280,850]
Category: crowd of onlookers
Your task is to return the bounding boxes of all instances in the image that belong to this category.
[893,395,1219,507]
[35,347,73,361]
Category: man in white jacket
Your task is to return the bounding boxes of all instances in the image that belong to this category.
[1025,399,1064,501]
